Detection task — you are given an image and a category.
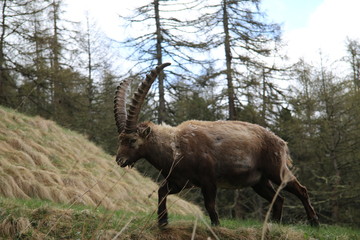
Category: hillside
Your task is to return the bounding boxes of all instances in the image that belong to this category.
[1,106,360,239]
[0,106,201,215]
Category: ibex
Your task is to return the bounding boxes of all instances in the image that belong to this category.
[114,63,319,227]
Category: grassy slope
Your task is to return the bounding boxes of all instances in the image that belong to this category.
[0,106,201,215]
[0,106,359,239]
[1,197,359,240]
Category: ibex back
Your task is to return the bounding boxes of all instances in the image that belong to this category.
[114,63,319,227]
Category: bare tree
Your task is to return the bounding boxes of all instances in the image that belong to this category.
[0,0,47,106]
[193,0,281,120]
[120,0,211,124]
[345,38,360,91]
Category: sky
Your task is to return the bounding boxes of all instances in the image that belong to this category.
[64,0,360,65]
[262,0,360,64]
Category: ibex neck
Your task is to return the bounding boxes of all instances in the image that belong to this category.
[145,123,178,173]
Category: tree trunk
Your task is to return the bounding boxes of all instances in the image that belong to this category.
[51,0,61,120]
[347,40,360,91]
[320,63,341,222]
[34,14,44,114]
[154,0,166,124]
[222,0,236,120]
[85,15,95,138]
[0,0,8,105]
[331,152,340,222]
[261,68,267,126]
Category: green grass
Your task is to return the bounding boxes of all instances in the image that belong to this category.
[221,218,263,229]
[220,218,360,240]
[294,224,360,240]
[1,196,359,240]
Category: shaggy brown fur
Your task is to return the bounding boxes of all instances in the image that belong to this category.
[114,63,319,227]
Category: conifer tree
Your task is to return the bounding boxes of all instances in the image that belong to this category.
[192,0,281,120]
[120,0,211,124]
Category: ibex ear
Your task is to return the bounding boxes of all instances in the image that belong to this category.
[139,126,152,139]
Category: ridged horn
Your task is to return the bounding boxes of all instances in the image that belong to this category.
[125,62,171,133]
[114,78,132,134]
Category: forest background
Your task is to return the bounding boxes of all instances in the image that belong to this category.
[1,0,359,228]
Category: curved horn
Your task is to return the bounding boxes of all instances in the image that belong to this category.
[114,78,132,134]
[125,62,171,133]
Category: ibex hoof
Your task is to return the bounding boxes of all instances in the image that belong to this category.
[211,221,220,227]
[309,217,320,227]
[158,219,168,228]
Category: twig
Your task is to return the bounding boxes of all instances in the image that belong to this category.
[261,181,286,240]
[191,217,198,240]
[261,165,293,240]
[198,214,220,240]
[44,167,129,238]
[111,217,134,240]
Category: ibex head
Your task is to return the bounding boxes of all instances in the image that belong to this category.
[113,63,171,167]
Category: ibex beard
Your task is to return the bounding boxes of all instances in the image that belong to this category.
[114,63,319,228]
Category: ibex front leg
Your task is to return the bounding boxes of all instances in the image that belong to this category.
[157,181,181,227]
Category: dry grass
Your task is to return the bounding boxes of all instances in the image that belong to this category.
[1,107,359,239]
[0,199,308,240]
[0,107,202,216]
[1,197,358,240]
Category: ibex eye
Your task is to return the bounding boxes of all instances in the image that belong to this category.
[130,139,137,144]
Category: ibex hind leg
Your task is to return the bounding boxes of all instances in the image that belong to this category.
[252,178,284,223]
[269,168,319,226]
[283,178,320,227]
